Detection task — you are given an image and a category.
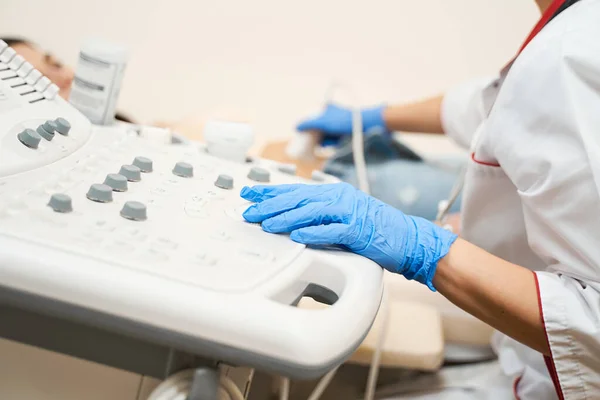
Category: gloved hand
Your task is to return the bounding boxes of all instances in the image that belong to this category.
[241,183,458,291]
[296,104,387,146]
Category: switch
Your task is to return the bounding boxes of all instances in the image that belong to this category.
[34,76,51,92]
[43,84,59,100]
[0,47,16,64]
[25,69,42,86]
[17,61,33,78]
[8,55,24,71]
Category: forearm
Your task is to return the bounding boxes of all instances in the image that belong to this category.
[433,238,550,355]
[382,95,445,134]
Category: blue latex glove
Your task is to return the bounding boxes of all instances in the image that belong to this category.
[296,104,387,147]
[241,183,458,291]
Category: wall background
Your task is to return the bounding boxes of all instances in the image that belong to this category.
[1,0,539,142]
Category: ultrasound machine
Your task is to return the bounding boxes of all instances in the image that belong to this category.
[0,41,384,399]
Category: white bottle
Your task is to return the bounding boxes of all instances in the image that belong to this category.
[69,38,128,125]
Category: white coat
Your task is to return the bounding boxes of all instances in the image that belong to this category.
[440,0,600,398]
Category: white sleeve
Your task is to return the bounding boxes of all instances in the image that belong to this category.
[489,22,600,398]
[440,75,497,149]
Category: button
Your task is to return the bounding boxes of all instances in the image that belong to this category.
[0,69,17,80]
[0,40,7,54]
[17,128,42,149]
[36,121,57,141]
[8,54,24,71]
[0,62,8,71]
[278,164,297,175]
[54,118,71,135]
[173,161,193,178]
[247,167,270,182]
[17,61,33,78]
[120,201,147,221]
[104,173,128,192]
[25,69,42,86]
[119,165,142,182]
[86,183,113,203]
[214,174,234,190]
[43,84,59,100]
[0,47,16,63]
[133,156,153,172]
[34,76,51,92]
[48,193,73,213]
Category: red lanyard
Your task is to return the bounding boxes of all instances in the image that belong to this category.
[517,0,570,56]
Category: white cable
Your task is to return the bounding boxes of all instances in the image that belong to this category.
[147,370,246,400]
[363,285,390,400]
[351,106,370,194]
[306,365,341,400]
[279,377,290,400]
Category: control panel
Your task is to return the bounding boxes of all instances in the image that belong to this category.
[0,41,383,379]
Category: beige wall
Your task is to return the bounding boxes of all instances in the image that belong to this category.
[1,0,539,140]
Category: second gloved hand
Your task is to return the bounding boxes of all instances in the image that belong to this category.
[297,104,387,146]
[241,183,458,291]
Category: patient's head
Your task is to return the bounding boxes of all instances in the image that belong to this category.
[2,37,74,100]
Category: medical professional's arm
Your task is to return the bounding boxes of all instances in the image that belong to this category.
[434,239,549,355]
[381,95,445,134]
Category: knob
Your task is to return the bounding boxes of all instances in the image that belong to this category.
[173,161,193,178]
[120,201,147,221]
[278,164,297,175]
[133,156,153,172]
[248,167,270,182]
[215,174,234,190]
[47,193,73,213]
[119,165,142,182]
[86,183,113,203]
[54,118,71,135]
[36,121,57,141]
[17,128,42,149]
[104,173,128,192]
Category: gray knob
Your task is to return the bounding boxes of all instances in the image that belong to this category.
[86,183,113,203]
[215,174,234,190]
[173,161,193,178]
[104,173,128,192]
[120,201,147,221]
[18,128,42,149]
[54,118,71,135]
[36,122,56,141]
[248,167,270,182]
[278,164,297,175]
[47,193,73,213]
[133,156,153,172]
[119,164,142,182]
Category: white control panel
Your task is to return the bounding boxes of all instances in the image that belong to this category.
[0,42,383,378]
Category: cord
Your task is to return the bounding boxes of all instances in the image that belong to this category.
[147,369,246,400]
[306,366,340,400]
[363,285,390,400]
[279,377,290,400]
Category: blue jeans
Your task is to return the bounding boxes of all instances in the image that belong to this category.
[323,134,465,221]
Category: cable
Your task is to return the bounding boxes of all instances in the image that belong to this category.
[147,369,246,400]
[279,377,290,400]
[363,285,390,400]
[306,365,341,400]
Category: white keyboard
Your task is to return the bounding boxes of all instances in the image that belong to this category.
[0,42,384,379]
